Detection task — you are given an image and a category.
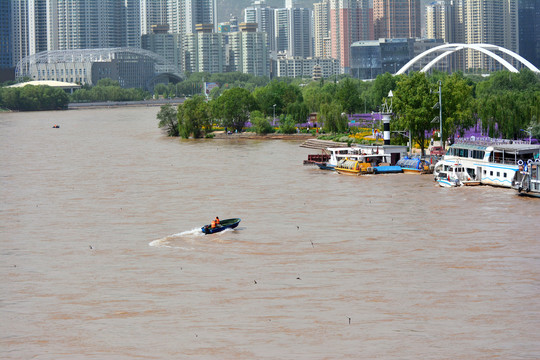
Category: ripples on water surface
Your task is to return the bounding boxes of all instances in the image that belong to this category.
[1,107,539,359]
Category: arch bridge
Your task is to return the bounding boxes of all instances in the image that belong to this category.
[395,43,540,75]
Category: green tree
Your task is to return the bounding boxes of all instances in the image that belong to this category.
[278,114,297,134]
[320,101,348,133]
[371,72,398,109]
[157,103,179,136]
[177,95,211,139]
[96,78,120,87]
[250,110,274,135]
[286,100,310,125]
[0,85,68,111]
[212,87,258,132]
[154,83,168,96]
[253,79,302,116]
[302,84,332,113]
[438,73,475,142]
[393,72,436,155]
[336,77,362,114]
[476,91,537,139]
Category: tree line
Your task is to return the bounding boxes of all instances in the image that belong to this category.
[158,69,540,148]
[0,84,69,111]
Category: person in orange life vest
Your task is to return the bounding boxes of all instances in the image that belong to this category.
[211,220,216,228]
[215,217,220,225]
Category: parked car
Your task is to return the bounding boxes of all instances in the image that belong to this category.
[430,146,446,156]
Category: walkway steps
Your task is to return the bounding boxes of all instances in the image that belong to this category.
[300,139,348,150]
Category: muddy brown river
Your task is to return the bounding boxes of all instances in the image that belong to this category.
[1,107,539,359]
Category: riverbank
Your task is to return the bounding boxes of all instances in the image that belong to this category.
[213,131,314,140]
[68,98,184,110]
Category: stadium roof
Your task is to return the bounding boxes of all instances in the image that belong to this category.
[16,47,179,77]
[8,80,81,89]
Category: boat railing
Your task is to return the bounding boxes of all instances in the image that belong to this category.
[456,137,532,146]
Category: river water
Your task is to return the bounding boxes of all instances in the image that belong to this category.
[1,107,539,359]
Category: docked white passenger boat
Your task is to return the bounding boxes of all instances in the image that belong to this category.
[432,140,540,188]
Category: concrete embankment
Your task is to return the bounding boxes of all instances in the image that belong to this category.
[299,138,348,149]
[212,132,315,140]
[68,99,184,109]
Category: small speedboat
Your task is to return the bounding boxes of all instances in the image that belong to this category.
[201,218,241,234]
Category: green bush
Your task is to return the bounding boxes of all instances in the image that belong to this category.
[251,111,274,135]
[278,115,297,134]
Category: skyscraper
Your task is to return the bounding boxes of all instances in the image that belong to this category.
[244,0,275,51]
[274,4,312,58]
[53,0,127,50]
[184,24,224,73]
[182,0,218,34]
[463,0,517,70]
[288,7,311,58]
[426,0,454,42]
[373,0,420,39]
[313,0,330,58]
[518,0,540,67]
[10,0,30,67]
[125,0,141,48]
[274,8,290,53]
[140,0,167,35]
[330,0,371,72]
[229,23,269,76]
[1,0,13,70]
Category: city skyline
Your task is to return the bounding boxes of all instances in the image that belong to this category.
[2,0,539,84]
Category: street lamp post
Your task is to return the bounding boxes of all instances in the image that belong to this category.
[273,104,276,126]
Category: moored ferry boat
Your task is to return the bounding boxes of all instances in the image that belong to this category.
[305,145,407,171]
[435,163,480,187]
[511,160,540,197]
[433,140,540,188]
[396,157,430,174]
[335,158,371,176]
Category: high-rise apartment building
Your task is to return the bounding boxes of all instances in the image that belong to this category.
[142,25,182,73]
[288,7,312,58]
[518,0,540,67]
[125,0,141,48]
[53,0,126,50]
[1,1,13,70]
[463,0,518,70]
[426,0,455,42]
[10,0,30,68]
[244,0,275,51]
[330,0,371,73]
[184,24,224,73]
[28,0,48,55]
[313,0,331,58]
[373,0,420,39]
[229,23,269,76]
[274,4,312,58]
[274,8,290,53]
[182,0,218,35]
[140,0,167,35]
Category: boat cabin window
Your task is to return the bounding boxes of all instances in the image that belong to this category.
[471,150,485,159]
[490,171,494,176]
[458,148,469,157]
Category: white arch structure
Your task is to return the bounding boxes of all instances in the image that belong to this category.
[395,43,540,75]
